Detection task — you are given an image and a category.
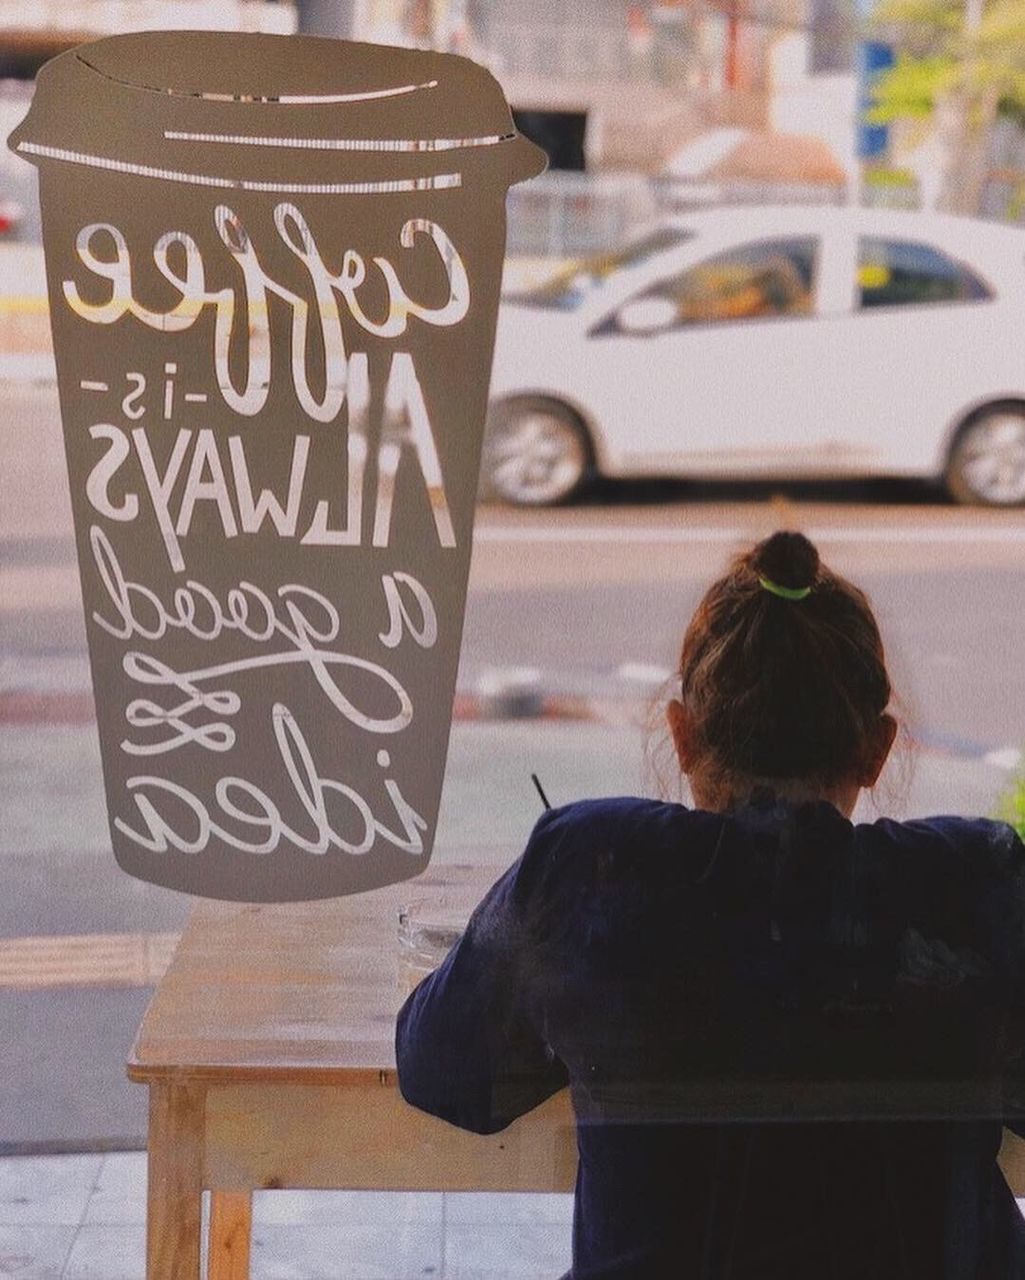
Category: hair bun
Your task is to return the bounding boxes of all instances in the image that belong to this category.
[750,530,820,591]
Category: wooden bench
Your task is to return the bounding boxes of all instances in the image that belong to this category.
[128,862,1025,1278]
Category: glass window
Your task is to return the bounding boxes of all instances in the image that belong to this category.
[508,226,695,311]
[857,238,992,308]
[618,237,818,332]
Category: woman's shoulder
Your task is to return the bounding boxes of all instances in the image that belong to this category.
[538,794,681,824]
[513,796,722,896]
[529,795,717,845]
[860,811,1024,873]
[537,799,1023,849]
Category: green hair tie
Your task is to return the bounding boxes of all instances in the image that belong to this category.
[758,575,812,601]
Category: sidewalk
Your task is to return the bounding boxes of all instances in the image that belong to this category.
[0,1152,574,1278]
[3,1149,1025,1279]
[0,254,564,390]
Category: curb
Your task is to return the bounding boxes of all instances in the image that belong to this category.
[1,689,1019,772]
[0,691,97,724]
[1,688,641,728]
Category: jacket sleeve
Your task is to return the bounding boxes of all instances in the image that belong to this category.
[970,820,1025,1137]
[394,814,570,1135]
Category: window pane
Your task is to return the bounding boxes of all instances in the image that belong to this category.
[511,226,695,311]
[858,238,991,308]
[644,237,818,327]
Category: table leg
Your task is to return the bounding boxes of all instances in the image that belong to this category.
[209,1191,252,1280]
[146,1082,206,1280]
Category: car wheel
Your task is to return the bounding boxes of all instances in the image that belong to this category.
[480,398,593,507]
[946,407,1025,507]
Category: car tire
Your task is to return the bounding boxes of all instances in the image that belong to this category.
[945,405,1025,507]
[479,397,594,507]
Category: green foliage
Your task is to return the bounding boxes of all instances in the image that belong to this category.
[867,0,1025,122]
[995,769,1025,838]
[873,0,961,37]
[1001,96,1025,129]
[862,165,918,186]
[865,54,957,122]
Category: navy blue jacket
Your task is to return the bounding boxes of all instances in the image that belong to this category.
[396,795,1025,1278]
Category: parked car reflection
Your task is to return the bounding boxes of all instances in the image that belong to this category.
[484,206,1025,507]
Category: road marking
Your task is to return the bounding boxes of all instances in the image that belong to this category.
[0,296,48,314]
[79,380,108,392]
[474,667,543,705]
[475,524,1025,545]
[985,747,1024,771]
[617,662,672,684]
[0,932,179,990]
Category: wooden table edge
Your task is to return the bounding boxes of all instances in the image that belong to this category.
[126,1059,400,1087]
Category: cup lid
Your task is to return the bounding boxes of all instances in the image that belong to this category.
[8,31,548,190]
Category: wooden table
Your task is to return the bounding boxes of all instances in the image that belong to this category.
[127,864,577,1280]
[128,861,1025,1279]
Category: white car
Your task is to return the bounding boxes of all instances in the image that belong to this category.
[483,205,1025,507]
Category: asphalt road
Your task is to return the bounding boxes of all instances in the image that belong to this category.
[4,380,1025,752]
[2,380,1025,1149]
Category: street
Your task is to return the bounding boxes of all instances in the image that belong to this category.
[7,380,1024,757]
[2,379,1025,1148]
[4,379,1025,749]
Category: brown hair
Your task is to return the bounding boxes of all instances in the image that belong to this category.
[675,530,892,790]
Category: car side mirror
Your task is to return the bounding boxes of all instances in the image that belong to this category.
[615,296,677,336]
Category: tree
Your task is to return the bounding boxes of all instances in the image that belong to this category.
[866,0,1025,213]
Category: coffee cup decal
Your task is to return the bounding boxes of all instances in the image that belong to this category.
[9,32,546,902]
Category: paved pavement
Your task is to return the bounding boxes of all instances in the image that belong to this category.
[0,1149,577,1278]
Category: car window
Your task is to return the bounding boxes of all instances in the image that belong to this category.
[614,237,819,333]
[508,227,695,311]
[857,238,992,308]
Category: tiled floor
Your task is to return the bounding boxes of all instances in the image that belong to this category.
[12,1152,1025,1280]
[0,1152,575,1279]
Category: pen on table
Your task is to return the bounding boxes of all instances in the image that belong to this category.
[531,773,551,810]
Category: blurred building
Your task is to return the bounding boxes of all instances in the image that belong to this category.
[0,0,865,258]
[360,0,809,169]
[2,0,295,39]
[486,2,855,250]
[0,0,294,76]
[0,0,296,248]
[353,0,858,253]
